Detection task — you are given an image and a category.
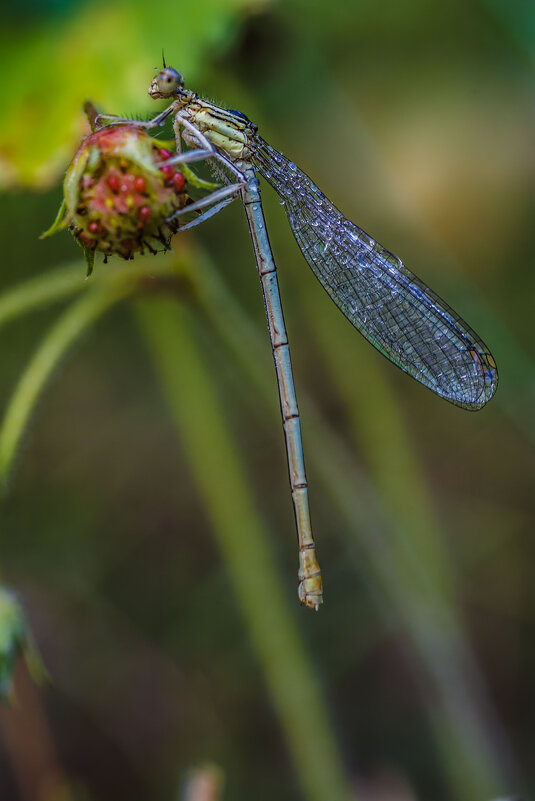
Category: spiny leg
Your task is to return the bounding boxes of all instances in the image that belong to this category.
[174,115,247,183]
[176,194,238,232]
[156,148,217,167]
[96,108,224,172]
[154,115,229,175]
[173,114,183,155]
[170,182,242,224]
[95,103,177,130]
[162,117,246,228]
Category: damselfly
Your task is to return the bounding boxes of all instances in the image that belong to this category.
[97,65,498,610]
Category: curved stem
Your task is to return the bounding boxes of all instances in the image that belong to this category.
[0,257,184,331]
[0,262,85,330]
[0,282,134,486]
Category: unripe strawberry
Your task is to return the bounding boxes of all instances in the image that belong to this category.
[42,123,187,275]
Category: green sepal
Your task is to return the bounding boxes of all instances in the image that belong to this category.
[79,239,95,277]
[40,198,68,239]
[150,138,176,151]
[63,146,90,224]
[181,163,221,192]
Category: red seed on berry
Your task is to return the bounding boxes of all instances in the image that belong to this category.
[88,221,101,234]
[172,172,186,192]
[133,176,147,193]
[139,205,152,223]
[160,164,174,181]
[107,174,120,193]
[159,148,172,160]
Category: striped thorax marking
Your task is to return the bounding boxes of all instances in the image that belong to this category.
[179,93,256,164]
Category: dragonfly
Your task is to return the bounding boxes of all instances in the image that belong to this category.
[97,63,498,610]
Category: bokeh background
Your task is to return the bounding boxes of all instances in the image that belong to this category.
[0,1,533,800]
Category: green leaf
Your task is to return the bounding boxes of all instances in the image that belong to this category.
[0,0,261,189]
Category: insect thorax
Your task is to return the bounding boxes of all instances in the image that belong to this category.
[183,98,256,163]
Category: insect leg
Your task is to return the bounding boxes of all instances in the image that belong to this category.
[95,103,177,130]
[172,116,247,183]
[170,183,243,224]
[176,194,238,232]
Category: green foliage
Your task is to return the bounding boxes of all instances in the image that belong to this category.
[0,0,261,189]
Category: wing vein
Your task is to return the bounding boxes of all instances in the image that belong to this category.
[252,136,497,409]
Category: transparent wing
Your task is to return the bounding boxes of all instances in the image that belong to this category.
[253,137,497,410]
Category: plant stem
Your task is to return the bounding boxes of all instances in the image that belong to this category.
[0,282,134,486]
[0,257,182,331]
[136,296,354,801]
[0,262,84,329]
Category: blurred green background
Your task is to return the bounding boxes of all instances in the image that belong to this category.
[0,1,533,800]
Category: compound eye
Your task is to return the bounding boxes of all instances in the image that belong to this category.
[156,67,184,95]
